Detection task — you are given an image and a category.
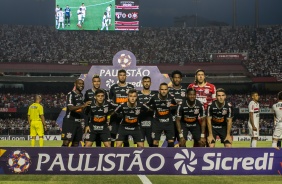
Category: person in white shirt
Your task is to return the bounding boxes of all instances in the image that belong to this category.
[57,8,65,29]
[101,12,108,31]
[248,92,260,147]
[106,4,112,26]
[80,3,87,24]
[55,5,60,27]
[77,8,83,28]
[272,91,282,148]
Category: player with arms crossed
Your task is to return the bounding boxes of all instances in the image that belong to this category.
[114,89,146,147]
[138,76,156,147]
[169,70,186,146]
[109,69,134,147]
[28,95,47,147]
[61,79,91,147]
[57,8,65,29]
[248,92,260,147]
[144,82,177,147]
[84,75,109,147]
[272,91,282,148]
[84,89,116,147]
[176,88,206,147]
[207,88,233,148]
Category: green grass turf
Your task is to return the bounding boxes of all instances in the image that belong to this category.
[56,0,115,30]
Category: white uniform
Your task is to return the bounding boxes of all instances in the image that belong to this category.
[106,6,111,25]
[55,7,60,25]
[248,100,260,137]
[57,10,65,29]
[272,102,282,139]
[80,5,86,19]
[77,10,83,21]
[101,14,108,30]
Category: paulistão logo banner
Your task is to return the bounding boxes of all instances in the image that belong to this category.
[0,148,281,175]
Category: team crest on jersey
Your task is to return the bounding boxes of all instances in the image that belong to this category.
[104,107,108,113]
[135,109,140,115]
[66,133,72,139]
[167,101,171,107]
[222,109,227,115]
[204,89,209,94]
[194,109,199,114]
[181,91,185,97]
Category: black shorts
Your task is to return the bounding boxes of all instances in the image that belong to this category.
[152,121,175,141]
[181,122,201,142]
[65,16,70,19]
[140,126,153,145]
[84,124,111,142]
[61,118,83,142]
[211,125,228,143]
[110,114,121,135]
[116,125,144,142]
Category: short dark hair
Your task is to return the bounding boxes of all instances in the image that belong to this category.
[118,69,126,75]
[216,88,226,95]
[159,82,168,89]
[251,92,258,96]
[142,76,151,81]
[95,89,105,96]
[171,70,182,78]
[186,88,196,94]
[278,91,282,100]
[92,74,100,81]
[128,88,137,95]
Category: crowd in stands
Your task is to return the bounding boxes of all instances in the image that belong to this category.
[0,25,281,77]
[0,118,60,135]
[0,93,66,108]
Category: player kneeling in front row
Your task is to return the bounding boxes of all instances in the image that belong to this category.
[176,88,206,147]
[207,88,233,148]
[272,91,282,148]
[114,89,146,147]
[84,89,116,147]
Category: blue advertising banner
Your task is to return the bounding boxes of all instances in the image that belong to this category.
[0,148,281,175]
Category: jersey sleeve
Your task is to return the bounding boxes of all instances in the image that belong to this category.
[176,104,183,118]
[248,101,254,112]
[211,84,216,100]
[227,103,234,119]
[67,92,74,106]
[39,105,44,115]
[199,103,205,117]
[207,103,212,117]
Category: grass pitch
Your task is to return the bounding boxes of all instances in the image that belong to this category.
[55,0,115,30]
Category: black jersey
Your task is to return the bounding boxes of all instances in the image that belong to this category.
[207,101,233,126]
[114,102,145,127]
[84,101,115,127]
[168,86,186,105]
[145,94,177,122]
[137,90,157,122]
[176,99,205,124]
[109,83,134,105]
[84,88,109,103]
[65,90,84,119]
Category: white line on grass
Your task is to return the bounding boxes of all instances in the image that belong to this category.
[137,175,152,184]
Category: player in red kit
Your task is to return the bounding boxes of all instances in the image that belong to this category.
[188,69,216,147]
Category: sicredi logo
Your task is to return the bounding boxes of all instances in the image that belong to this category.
[174,150,275,174]
[174,149,197,174]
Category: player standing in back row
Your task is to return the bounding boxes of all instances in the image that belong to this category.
[248,92,260,148]
[109,69,134,147]
[188,69,216,147]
